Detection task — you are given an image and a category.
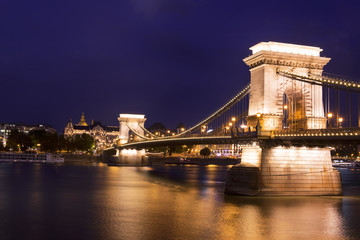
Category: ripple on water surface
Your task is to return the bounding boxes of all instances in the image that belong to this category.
[0,163,359,240]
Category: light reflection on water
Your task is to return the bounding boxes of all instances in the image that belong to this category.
[0,163,359,240]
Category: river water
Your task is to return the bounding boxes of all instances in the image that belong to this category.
[0,162,359,240]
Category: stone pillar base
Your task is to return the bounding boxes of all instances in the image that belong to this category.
[105,149,149,166]
[225,146,342,196]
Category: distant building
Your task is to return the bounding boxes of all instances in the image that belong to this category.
[0,123,56,146]
[64,113,120,149]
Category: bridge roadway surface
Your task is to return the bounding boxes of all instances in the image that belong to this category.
[116,128,360,150]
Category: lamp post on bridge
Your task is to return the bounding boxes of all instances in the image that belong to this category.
[327,112,333,128]
[256,113,261,134]
[283,105,288,129]
[338,117,343,128]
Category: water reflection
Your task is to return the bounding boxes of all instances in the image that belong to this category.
[0,163,359,240]
[222,197,347,240]
[100,166,355,240]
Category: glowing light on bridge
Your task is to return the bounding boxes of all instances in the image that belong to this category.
[119,114,145,119]
[250,41,322,56]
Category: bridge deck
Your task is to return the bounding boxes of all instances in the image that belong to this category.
[116,128,360,149]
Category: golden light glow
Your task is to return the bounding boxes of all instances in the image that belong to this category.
[339,117,343,123]
[226,126,229,130]
[284,105,288,110]
[172,133,175,136]
[250,41,322,56]
[181,128,185,131]
[231,117,236,121]
[119,114,145,119]
[327,113,333,118]
[155,132,159,135]
[167,130,170,133]
[256,113,261,118]
[229,123,233,126]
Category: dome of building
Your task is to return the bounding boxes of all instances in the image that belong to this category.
[78,112,88,126]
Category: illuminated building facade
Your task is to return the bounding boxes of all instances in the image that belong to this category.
[64,113,120,149]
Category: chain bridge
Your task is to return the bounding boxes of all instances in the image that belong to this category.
[110,41,360,196]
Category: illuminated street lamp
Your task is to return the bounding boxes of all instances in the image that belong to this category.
[327,112,333,128]
[338,117,343,128]
[167,130,170,134]
[256,113,261,132]
[231,117,236,122]
[283,105,288,129]
[229,122,233,126]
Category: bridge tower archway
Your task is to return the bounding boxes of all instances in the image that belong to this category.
[117,114,146,144]
[243,41,331,131]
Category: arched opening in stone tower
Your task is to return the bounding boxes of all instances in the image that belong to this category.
[283,83,307,130]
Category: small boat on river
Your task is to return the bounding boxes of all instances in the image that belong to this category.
[0,152,64,163]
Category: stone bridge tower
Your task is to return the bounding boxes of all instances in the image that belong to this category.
[103,114,147,166]
[225,42,341,196]
[243,42,331,131]
[118,114,146,144]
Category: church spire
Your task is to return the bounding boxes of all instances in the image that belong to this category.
[78,112,88,126]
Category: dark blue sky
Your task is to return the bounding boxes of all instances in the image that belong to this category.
[1,0,359,132]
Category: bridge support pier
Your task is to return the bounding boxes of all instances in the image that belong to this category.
[225,145,342,196]
[116,149,148,165]
[104,148,148,166]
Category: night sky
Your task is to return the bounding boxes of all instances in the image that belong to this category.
[1,0,360,132]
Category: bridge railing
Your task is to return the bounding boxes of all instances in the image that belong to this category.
[274,127,360,137]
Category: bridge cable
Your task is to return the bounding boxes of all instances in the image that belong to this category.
[124,123,150,140]
[170,84,251,137]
